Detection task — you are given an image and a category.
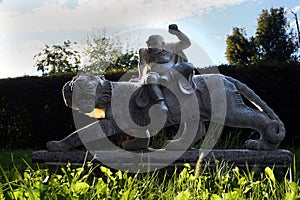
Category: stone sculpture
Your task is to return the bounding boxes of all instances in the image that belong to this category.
[131,24,195,112]
[47,72,285,152]
[46,24,285,153]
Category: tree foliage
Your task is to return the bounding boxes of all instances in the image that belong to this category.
[255,7,298,63]
[226,7,298,65]
[34,40,80,76]
[105,50,139,73]
[225,28,256,65]
[82,32,123,73]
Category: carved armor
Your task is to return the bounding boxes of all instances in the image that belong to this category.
[145,48,195,110]
[135,25,193,112]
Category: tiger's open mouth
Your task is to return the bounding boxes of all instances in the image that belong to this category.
[84,108,106,118]
[76,93,96,113]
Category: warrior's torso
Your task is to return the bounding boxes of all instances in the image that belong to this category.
[147,48,175,74]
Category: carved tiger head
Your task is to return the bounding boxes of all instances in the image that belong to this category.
[62,74,112,114]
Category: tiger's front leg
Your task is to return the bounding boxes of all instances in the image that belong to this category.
[121,129,150,151]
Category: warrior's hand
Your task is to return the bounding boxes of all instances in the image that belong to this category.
[168,24,180,35]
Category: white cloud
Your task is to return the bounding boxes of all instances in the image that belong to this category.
[0,0,249,78]
[215,35,224,41]
[0,40,44,78]
[0,0,246,37]
[292,5,300,13]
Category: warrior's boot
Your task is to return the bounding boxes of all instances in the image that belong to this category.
[148,84,168,112]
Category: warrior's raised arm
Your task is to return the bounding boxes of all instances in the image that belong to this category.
[166,24,191,53]
[132,24,191,83]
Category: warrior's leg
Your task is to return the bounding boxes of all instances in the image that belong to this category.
[147,72,168,112]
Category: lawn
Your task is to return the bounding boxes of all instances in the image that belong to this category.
[0,149,33,174]
[0,148,299,199]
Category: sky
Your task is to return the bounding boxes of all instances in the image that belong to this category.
[0,0,300,78]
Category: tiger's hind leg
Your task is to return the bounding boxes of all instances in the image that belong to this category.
[225,106,279,150]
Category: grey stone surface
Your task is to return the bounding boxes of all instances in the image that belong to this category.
[40,26,290,173]
[32,149,293,170]
[48,72,286,153]
[47,25,285,152]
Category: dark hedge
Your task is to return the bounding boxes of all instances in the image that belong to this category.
[0,74,75,148]
[0,63,298,149]
[217,63,300,147]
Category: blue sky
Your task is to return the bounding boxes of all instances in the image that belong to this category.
[0,0,299,78]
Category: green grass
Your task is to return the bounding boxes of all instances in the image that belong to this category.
[289,147,300,181]
[0,160,299,199]
[0,146,299,199]
[0,149,33,173]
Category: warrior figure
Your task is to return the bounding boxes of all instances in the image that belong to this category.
[132,24,195,112]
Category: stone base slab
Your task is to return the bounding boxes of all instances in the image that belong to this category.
[32,149,293,172]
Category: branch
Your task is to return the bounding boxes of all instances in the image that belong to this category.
[290,9,300,47]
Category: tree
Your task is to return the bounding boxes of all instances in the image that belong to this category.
[255,7,298,63]
[105,50,139,73]
[225,7,298,65]
[34,40,80,76]
[225,28,256,65]
[82,32,123,73]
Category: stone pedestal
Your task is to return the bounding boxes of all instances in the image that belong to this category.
[32,149,293,172]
